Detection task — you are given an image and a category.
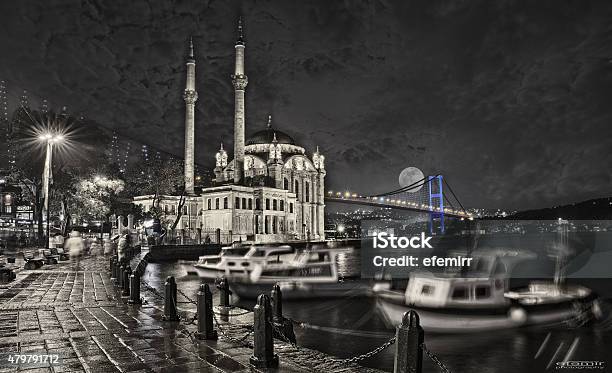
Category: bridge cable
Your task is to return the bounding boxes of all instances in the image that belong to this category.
[369,174,440,197]
[443,179,467,214]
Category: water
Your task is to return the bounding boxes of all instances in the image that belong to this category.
[142,252,612,373]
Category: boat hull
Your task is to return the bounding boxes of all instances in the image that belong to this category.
[231,281,372,300]
[376,293,591,333]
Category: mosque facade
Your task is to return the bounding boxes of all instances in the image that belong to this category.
[133,20,326,243]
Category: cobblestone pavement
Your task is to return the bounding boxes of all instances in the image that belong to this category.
[0,253,384,373]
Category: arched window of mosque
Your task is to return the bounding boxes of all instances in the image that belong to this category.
[284,178,289,190]
[235,197,240,209]
[273,199,277,211]
[207,199,211,210]
[280,200,284,211]
[223,197,228,209]
[265,198,270,210]
[215,198,219,210]
[248,198,253,209]
[305,183,310,202]
[242,198,247,209]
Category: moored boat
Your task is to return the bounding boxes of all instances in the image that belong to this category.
[375,251,601,333]
[193,244,369,299]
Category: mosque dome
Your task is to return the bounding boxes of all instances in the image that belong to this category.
[246,115,296,145]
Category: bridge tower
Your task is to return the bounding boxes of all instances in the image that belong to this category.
[428,175,445,234]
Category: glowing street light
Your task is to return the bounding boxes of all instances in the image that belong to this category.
[39,131,64,249]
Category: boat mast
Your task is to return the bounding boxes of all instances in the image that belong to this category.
[554,218,569,286]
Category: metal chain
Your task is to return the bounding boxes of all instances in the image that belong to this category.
[323,336,396,366]
[141,279,165,300]
[212,312,254,348]
[269,319,395,366]
[422,343,451,373]
[177,288,197,305]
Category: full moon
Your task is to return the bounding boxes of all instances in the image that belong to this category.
[398,167,425,192]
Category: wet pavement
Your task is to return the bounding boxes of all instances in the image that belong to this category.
[0,252,383,373]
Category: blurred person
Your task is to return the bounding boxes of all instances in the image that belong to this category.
[65,231,84,269]
[117,229,130,264]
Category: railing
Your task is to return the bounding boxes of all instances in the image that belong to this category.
[126,270,455,373]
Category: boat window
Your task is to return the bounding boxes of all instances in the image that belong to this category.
[475,285,490,299]
[421,285,434,295]
[451,287,468,300]
[241,262,249,267]
[227,261,236,266]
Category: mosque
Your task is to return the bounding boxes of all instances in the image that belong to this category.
[133,20,326,243]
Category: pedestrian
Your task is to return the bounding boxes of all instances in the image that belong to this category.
[103,238,115,256]
[65,231,84,269]
[117,229,130,264]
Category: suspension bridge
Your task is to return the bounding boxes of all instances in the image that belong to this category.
[324,175,472,233]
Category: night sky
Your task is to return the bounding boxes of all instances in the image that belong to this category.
[1,0,611,210]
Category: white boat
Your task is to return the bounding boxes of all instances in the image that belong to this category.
[193,244,296,280]
[193,244,369,299]
[375,250,601,333]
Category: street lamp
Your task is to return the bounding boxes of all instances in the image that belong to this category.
[39,132,64,249]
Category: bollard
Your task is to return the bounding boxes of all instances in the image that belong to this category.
[250,294,279,368]
[195,284,217,340]
[128,274,141,304]
[122,265,132,296]
[162,276,180,321]
[271,284,283,323]
[118,265,125,288]
[393,310,424,373]
[110,257,118,282]
[217,277,231,307]
[271,284,296,343]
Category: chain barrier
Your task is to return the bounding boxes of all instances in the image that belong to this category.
[212,312,254,348]
[140,279,165,300]
[269,319,396,367]
[422,343,452,373]
[176,288,197,305]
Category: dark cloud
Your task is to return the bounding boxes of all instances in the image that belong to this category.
[1,0,611,209]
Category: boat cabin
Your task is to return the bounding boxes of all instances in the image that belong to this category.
[405,274,509,308]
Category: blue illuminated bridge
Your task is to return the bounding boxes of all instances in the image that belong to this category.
[323,175,473,233]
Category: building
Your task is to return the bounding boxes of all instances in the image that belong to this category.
[134,19,326,243]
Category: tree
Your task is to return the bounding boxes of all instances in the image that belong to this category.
[73,175,125,222]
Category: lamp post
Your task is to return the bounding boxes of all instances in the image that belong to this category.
[39,132,64,249]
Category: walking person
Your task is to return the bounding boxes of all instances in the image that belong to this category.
[65,231,84,270]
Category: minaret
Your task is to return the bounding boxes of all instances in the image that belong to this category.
[183,37,198,195]
[232,18,248,184]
